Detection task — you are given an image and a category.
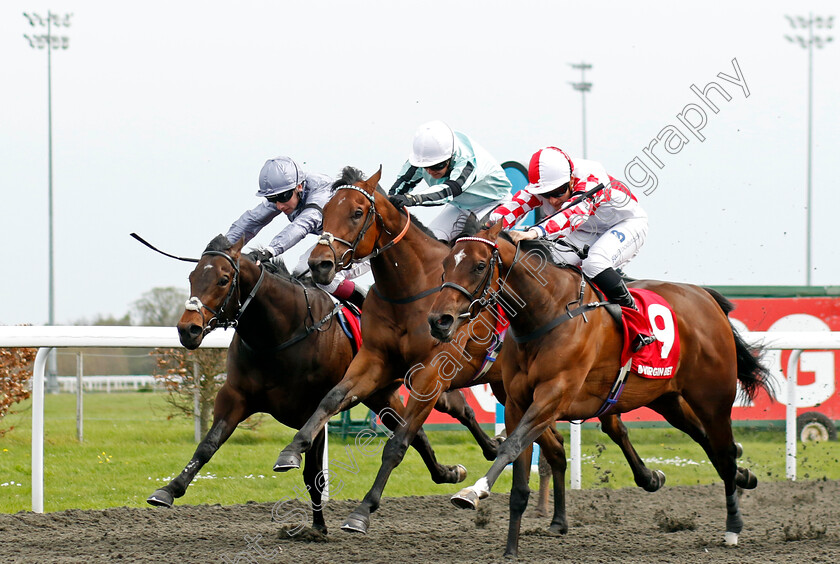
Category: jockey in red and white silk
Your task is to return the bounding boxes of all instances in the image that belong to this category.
[489,146,649,312]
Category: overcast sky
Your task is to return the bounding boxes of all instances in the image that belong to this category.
[2,1,838,326]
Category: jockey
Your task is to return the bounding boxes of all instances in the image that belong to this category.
[225,155,368,308]
[489,146,649,312]
[388,120,512,243]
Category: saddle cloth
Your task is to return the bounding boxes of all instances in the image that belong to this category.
[619,288,680,379]
[338,306,363,354]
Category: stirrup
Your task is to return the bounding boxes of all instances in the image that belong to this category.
[631,334,656,352]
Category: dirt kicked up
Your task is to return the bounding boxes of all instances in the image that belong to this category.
[1,480,838,563]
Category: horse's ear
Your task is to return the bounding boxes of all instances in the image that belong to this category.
[230,238,244,257]
[363,166,383,194]
[486,220,504,240]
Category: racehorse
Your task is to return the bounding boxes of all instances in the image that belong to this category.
[428,222,775,558]
[273,167,508,534]
[147,234,499,534]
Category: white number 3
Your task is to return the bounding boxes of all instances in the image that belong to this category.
[647,304,675,359]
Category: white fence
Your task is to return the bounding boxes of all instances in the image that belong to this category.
[56,375,159,393]
[1,326,840,513]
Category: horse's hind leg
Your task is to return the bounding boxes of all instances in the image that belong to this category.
[599,413,666,492]
[649,395,756,490]
[434,389,502,461]
[652,390,743,545]
[148,384,248,507]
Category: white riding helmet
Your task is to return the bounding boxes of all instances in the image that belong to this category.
[525,146,575,195]
[408,120,455,168]
[256,156,304,197]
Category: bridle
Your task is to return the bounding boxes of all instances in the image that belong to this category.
[316,184,411,271]
[184,250,265,336]
[185,249,343,352]
[439,236,501,320]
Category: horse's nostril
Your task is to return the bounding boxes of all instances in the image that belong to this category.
[433,315,454,331]
[314,260,334,273]
[188,324,202,338]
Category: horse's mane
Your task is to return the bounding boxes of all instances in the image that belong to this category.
[332,166,439,241]
[203,234,295,279]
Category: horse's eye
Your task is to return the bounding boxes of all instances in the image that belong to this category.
[476,262,486,272]
[353,209,363,219]
[218,276,230,286]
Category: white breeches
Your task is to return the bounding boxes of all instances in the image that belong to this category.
[549,217,648,277]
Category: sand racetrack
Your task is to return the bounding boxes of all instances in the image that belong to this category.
[1,479,838,563]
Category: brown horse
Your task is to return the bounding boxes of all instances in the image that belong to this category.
[273,167,508,534]
[147,234,499,534]
[428,222,774,558]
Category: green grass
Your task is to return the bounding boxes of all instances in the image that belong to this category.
[1,393,838,513]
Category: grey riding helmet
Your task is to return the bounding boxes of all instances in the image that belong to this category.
[255,156,305,197]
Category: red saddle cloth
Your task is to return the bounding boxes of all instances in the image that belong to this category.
[340,306,363,352]
[619,289,680,379]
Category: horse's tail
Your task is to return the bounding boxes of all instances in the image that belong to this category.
[703,287,777,403]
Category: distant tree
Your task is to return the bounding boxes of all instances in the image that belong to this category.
[153,347,227,437]
[132,287,188,327]
[0,347,37,436]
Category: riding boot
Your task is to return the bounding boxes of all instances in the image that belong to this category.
[592,267,637,310]
[345,287,367,311]
[592,268,655,352]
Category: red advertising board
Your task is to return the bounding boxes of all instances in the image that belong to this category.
[411,296,840,426]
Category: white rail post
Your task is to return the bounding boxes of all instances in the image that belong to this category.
[76,352,83,442]
[32,348,50,513]
[785,350,802,481]
[570,421,582,489]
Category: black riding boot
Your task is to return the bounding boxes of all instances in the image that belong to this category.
[593,268,655,351]
[592,267,637,310]
[345,287,367,311]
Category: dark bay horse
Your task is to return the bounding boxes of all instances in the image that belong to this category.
[147,235,496,534]
[273,167,508,534]
[428,222,774,558]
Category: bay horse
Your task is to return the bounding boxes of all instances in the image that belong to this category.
[273,167,508,534]
[147,234,497,534]
[428,222,774,558]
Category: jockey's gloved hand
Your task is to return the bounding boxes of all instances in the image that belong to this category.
[388,194,416,209]
[244,248,275,265]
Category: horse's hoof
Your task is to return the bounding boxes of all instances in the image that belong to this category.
[736,468,758,490]
[340,513,370,534]
[274,451,302,472]
[735,443,744,458]
[548,521,569,535]
[451,488,480,510]
[455,464,468,483]
[724,531,739,546]
[146,489,174,508]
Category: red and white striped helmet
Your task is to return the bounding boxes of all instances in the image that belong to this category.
[525,146,574,194]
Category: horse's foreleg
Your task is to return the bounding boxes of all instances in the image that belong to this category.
[452,383,558,511]
[275,351,385,472]
[365,389,466,485]
[301,428,328,534]
[148,385,246,507]
[599,413,666,492]
[537,425,568,535]
[434,389,501,460]
[535,452,552,517]
[342,381,445,535]
[504,444,533,559]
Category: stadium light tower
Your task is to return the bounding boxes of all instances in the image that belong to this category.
[569,62,592,158]
[784,14,834,286]
[23,11,73,391]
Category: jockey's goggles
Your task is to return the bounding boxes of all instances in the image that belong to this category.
[266,190,296,204]
[424,159,450,172]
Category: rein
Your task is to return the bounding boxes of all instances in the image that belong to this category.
[316,184,411,270]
